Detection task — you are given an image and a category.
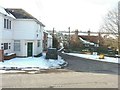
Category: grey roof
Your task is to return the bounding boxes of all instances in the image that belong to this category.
[6,8,45,27]
[0,6,15,18]
[5,8,35,19]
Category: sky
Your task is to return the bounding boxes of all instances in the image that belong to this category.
[0,0,119,32]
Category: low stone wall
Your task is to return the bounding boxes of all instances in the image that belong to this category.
[4,53,16,60]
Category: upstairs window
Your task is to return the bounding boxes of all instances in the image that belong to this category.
[9,21,11,29]
[4,18,12,29]
[4,19,6,28]
[7,19,9,29]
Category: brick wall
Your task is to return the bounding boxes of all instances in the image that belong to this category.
[0,50,4,62]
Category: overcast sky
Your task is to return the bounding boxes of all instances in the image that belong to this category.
[0,0,119,32]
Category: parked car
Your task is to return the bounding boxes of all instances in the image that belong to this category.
[46,48,58,59]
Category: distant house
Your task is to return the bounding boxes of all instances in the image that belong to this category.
[78,31,104,47]
[0,7,50,59]
[43,30,52,50]
[69,30,104,49]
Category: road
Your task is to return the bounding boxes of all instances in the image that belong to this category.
[1,52,119,88]
[58,52,119,74]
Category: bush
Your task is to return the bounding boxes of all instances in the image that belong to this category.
[97,46,108,54]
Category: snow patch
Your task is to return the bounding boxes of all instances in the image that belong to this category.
[66,53,119,64]
[0,53,67,73]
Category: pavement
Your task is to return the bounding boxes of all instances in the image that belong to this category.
[1,71,118,88]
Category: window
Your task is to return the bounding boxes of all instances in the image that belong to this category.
[7,19,9,29]
[4,19,6,28]
[37,34,38,37]
[4,43,8,50]
[4,19,11,29]
[9,43,11,49]
[9,21,11,29]
[9,46,11,49]
[37,40,40,47]
[14,40,20,51]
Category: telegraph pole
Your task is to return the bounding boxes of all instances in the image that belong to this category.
[118,1,120,54]
[68,27,70,49]
[52,28,55,48]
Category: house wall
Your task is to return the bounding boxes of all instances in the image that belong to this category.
[0,14,3,50]
[13,19,36,40]
[15,40,43,57]
[36,23,44,55]
[0,7,45,57]
[0,13,14,54]
[13,20,44,57]
[34,40,43,56]
[0,14,2,40]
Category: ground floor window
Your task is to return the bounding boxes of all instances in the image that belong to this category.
[14,40,20,51]
[37,40,40,47]
[4,43,8,50]
[0,43,11,50]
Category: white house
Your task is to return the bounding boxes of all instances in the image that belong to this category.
[0,7,15,55]
[0,7,47,57]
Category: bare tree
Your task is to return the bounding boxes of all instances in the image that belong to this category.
[100,8,118,35]
[100,6,120,54]
[118,1,120,55]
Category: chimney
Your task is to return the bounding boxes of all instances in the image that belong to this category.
[75,29,78,36]
[88,30,90,36]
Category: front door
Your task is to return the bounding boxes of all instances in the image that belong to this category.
[27,42,33,57]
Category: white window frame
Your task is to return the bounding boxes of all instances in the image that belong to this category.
[14,40,20,51]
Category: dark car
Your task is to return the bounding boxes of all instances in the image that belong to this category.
[46,48,58,59]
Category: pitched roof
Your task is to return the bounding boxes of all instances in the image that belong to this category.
[0,6,15,19]
[6,8,45,27]
[79,35,99,44]
[5,8,35,19]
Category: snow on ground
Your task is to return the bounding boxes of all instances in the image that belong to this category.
[65,53,119,64]
[0,70,26,74]
[0,53,67,71]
